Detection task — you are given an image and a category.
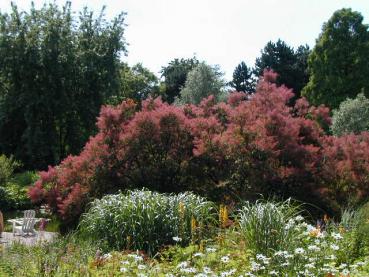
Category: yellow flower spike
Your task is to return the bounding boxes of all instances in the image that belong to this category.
[191,216,197,233]
[179,201,185,217]
[191,216,197,243]
[323,214,329,223]
[127,236,131,249]
[222,205,229,228]
[219,204,224,228]
[219,204,229,228]
[199,240,204,252]
[218,233,224,246]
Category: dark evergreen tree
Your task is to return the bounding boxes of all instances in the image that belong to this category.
[255,39,310,98]
[160,57,199,103]
[229,61,255,93]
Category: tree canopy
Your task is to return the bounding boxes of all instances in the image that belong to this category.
[112,63,159,105]
[229,61,255,93]
[0,2,127,169]
[160,57,199,104]
[302,8,369,109]
[331,93,369,136]
[175,62,226,105]
[254,40,310,98]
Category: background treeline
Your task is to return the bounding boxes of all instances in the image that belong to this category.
[1,3,369,174]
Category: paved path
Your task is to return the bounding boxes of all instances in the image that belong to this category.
[0,231,58,247]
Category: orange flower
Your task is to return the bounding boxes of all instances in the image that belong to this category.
[323,214,329,223]
[309,227,321,237]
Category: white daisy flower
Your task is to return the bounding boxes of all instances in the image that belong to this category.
[221,255,230,263]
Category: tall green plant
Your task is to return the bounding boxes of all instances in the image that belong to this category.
[0,154,20,185]
[339,203,369,260]
[78,190,216,255]
[238,199,301,256]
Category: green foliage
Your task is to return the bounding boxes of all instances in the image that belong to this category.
[229,61,255,93]
[302,8,369,109]
[79,190,217,255]
[0,171,37,211]
[237,199,301,256]
[0,235,98,276]
[175,62,226,105]
[110,63,159,104]
[331,93,369,136]
[339,203,369,260]
[0,2,127,169]
[0,155,33,211]
[1,200,369,276]
[1,183,32,210]
[255,40,310,97]
[0,154,20,185]
[160,57,199,103]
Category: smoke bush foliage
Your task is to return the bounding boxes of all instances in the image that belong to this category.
[331,93,369,136]
[29,70,369,224]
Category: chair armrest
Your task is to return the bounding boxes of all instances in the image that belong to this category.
[7,219,23,225]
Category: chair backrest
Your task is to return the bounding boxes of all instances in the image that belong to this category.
[22,217,36,233]
[21,210,36,233]
[24,210,35,219]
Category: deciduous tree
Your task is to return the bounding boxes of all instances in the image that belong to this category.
[302,8,369,109]
[160,57,199,103]
[0,2,126,169]
[110,63,159,104]
[175,62,226,105]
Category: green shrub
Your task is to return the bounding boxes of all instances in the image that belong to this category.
[0,155,20,186]
[238,199,301,256]
[331,93,369,136]
[338,203,369,260]
[10,171,39,188]
[0,171,37,211]
[3,183,32,210]
[0,234,98,276]
[79,189,217,255]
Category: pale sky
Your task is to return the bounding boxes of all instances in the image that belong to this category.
[0,0,368,80]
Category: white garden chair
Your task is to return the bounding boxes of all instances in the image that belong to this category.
[11,210,37,236]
